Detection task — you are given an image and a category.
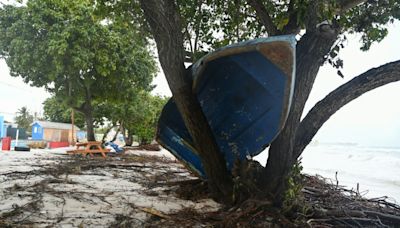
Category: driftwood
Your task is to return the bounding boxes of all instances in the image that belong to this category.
[301,175,400,227]
[138,207,171,219]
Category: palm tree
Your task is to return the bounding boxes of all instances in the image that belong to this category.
[14,106,34,131]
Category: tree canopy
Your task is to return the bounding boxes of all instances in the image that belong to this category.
[100,89,168,145]
[42,96,86,128]
[0,0,157,140]
[96,0,399,62]
[123,92,168,145]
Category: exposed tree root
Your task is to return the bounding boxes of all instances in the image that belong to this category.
[151,174,400,227]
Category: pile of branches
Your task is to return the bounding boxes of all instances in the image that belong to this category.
[124,143,161,151]
[299,174,400,227]
[149,175,400,227]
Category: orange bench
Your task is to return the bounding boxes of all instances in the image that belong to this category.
[67,141,110,158]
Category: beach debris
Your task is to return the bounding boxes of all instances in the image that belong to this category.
[138,207,171,219]
[104,141,124,153]
[0,150,399,227]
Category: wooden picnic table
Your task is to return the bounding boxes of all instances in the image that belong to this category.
[67,141,110,158]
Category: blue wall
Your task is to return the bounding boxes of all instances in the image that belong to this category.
[0,116,4,138]
[76,131,86,142]
[31,122,44,140]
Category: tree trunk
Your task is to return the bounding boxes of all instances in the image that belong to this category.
[140,0,233,203]
[261,29,339,204]
[102,124,116,143]
[125,129,133,146]
[82,86,95,142]
[120,123,126,140]
[111,124,123,142]
[110,128,119,142]
[246,0,278,36]
[173,83,234,200]
[85,108,95,141]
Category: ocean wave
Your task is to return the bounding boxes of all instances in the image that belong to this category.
[302,144,400,202]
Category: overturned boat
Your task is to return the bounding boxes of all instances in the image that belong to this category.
[157,35,296,177]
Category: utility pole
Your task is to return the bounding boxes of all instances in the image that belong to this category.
[71,108,75,146]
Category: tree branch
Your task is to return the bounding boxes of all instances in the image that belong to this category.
[337,0,366,13]
[246,0,278,36]
[281,0,301,34]
[295,60,400,156]
[193,0,203,54]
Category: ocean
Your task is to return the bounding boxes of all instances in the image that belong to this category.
[254,144,400,203]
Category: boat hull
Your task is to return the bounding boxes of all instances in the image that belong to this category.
[157,35,296,177]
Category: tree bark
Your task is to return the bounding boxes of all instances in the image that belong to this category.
[295,60,400,156]
[261,27,340,203]
[111,124,121,142]
[83,86,95,141]
[125,129,133,146]
[140,0,233,203]
[84,107,95,141]
[282,0,301,34]
[101,124,116,143]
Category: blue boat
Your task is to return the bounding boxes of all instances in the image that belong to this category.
[157,35,296,177]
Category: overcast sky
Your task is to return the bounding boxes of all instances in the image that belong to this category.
[0,19,399,146]
[304,22,400,147]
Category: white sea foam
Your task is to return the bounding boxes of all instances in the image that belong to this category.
[254,144,400,203]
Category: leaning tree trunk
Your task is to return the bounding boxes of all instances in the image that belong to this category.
[101,124,116,143]
[110,126,120,143]
[140,0,234,203]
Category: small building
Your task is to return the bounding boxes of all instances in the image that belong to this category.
[6,126,28,140]
[0,117,27,140]
[31,121,79,143]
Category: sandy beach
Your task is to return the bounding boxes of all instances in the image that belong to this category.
[0,148,220,227]
[2,146,400,227]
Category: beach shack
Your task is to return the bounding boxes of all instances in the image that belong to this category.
[31,121,79,148]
